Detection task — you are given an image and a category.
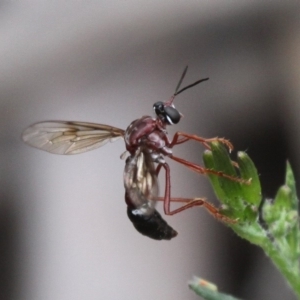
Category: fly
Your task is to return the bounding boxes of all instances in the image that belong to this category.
[22,67,248,240]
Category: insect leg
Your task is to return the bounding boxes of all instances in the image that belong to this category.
[169,155,251,185]
[170,131,233,152]
[155,163,236,223]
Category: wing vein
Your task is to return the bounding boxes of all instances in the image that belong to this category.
[22,121,125,155]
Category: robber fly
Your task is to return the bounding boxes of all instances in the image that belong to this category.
[22,67,247,240]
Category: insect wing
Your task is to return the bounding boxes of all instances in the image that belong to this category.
[136,150,158,200]
[124,149,158,209]
[22,121,125,155]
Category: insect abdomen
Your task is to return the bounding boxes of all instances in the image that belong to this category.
[127,207,178,240]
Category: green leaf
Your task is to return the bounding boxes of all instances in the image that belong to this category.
[285,162,298,210]
[189,277,242,300]
[209,142,243,209]
[237,151,261,205]
[203,150,227,201]
[199,143,300,299]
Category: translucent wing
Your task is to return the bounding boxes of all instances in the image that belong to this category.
[22,121,125,155]
[124,148,158,209]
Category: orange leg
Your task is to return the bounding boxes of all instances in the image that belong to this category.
[169,155,251,185]
[170,131,234,152]
[155,163,237,224]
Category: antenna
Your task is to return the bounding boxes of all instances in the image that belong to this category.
[174,66,209,97]
[175,77,209,96]
[166,67,209,106]
[175,66,189,94]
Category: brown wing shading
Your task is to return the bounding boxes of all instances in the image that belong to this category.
[22,121,125,155]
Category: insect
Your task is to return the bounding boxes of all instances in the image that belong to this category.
[22,67,247,240]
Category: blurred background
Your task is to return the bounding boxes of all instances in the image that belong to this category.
[0,1,300,299]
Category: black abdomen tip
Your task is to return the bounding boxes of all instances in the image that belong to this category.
[127,207,178,240]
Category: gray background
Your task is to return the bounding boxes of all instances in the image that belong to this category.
[0,1,300,299]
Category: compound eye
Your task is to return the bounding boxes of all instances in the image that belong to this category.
[164,106,181,124]
[153,101,165,116]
